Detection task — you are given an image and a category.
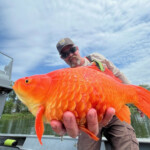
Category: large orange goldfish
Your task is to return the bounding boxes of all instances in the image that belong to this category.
[13,64,150,145]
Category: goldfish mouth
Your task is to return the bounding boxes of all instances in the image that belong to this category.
[12,82,18,92]
[12,81,26,104]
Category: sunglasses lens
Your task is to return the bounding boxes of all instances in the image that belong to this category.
[70,47,77,53]
[61,53,68,59]
[61,47,77,59]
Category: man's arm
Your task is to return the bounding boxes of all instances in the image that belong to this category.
[103,59,130,84]
[89,53,131,84]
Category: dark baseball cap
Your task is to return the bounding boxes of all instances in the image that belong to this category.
[56,38,74,53]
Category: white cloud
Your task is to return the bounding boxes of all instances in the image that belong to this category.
[0,0,150,85]
[122,56,150,85]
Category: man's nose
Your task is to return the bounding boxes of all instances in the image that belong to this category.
[68,52,73,57]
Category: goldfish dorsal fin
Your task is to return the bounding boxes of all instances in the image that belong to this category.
[35,106,45,145]
[79,126,99,141]
[116,105,131,124]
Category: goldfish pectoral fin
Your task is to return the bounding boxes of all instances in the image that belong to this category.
[116,105,131,124]
[79,126,99,141]
[35,106,45,145]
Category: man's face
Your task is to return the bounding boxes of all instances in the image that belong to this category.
[60,45,81,68]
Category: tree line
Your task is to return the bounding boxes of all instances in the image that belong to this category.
[3,90,29,114]
[3,84,150,114]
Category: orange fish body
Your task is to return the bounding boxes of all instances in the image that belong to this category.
[13,64,150,145]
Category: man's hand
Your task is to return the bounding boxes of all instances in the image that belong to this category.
[50,107,115,138]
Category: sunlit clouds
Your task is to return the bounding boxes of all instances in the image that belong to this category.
[0,0,150,85]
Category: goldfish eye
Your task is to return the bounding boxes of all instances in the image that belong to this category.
[25,79,30,84]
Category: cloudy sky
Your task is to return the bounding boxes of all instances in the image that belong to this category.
[0,0,150,85]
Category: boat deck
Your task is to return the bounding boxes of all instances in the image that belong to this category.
[0,134,150,150]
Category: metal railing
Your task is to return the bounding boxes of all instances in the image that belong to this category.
[0,52,13,81]
[0,51,13,117]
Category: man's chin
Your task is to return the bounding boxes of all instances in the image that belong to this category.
[70,64,76,68]
[69,61,77,68]
[70,62,81,68]
[68,57,81,67]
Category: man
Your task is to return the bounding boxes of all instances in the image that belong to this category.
[50,38,139,150]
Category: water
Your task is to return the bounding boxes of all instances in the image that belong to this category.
[0,116,56,136]
[0,112,150,138]
[131,113,150,138]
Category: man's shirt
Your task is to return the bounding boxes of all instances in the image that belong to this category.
[83,53,130,84]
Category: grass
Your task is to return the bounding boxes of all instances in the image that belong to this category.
[1,112,34,120]
[1,105,137,120]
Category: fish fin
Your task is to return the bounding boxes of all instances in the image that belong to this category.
[79,126,99,141]
[116,105,131,124]
[133,86,150,118]
[35,106,45,145]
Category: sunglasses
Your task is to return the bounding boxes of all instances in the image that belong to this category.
[60,47,77,59]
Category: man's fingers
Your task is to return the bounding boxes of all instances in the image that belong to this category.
[50,120,66,136]
[63,111,79,138]
[87,108,99,135]
[50,108,115,138]
[100,107,115,127]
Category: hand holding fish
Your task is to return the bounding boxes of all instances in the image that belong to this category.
[50,107,115,138]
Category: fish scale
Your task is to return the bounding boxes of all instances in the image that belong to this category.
[13,64,150,145]
[46,68,112,124]
[45,69,95,124]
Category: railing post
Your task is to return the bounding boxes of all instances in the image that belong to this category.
[0,52,13,118]
[0,94,7,118]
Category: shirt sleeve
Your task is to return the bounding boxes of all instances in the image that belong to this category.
[89,53,131,84]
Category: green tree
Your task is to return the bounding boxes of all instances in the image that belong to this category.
[3,99,14,114]
[3,87,29,113]
[139,84,150,91]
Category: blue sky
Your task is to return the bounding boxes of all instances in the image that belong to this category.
[0,0,150,85]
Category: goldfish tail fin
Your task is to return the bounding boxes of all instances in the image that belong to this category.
[116,105,131,124]
[133,86,150,118]
[35,106,45,145]
[79,126,99,141]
